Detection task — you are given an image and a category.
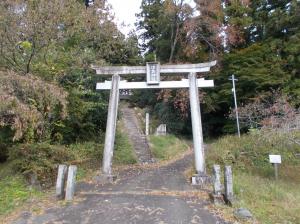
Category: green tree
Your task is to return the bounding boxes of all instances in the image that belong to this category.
[0,0,136,76]
[137,0,194,63]
[0,0,142,144]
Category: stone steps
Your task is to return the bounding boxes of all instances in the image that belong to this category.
[120,106,154,164]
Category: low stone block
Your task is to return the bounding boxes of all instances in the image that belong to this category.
[191,173,211,187]
[234,208,253,221]
[56,165,67,199]
[155,124,167,136]
[65,165,77,201]
[26,172,42,190]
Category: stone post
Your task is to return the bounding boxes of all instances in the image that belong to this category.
[65,165,77,201]
[211,165,224,204]
[102,74,120,176]
[56,165,67,199]
[189,73,209,186]
[224,165,234,204]
[146,113,149,136]
[213,165,222,195]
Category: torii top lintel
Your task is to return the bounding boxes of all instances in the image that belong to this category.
[92,61,217,76]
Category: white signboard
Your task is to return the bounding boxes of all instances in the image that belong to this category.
[269,155,282,164]
[146,62,160,85]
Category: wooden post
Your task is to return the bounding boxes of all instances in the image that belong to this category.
[269,155,281,181]
[274,163,279,181]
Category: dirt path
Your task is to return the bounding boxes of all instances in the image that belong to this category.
[11,153,229,224]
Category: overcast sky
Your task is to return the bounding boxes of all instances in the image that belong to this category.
[107,0,142,35]
[107,0,196,36]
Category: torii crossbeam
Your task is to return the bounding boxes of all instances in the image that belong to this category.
[93,61,217,185]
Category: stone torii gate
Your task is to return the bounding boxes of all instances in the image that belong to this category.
[92,61,216,185]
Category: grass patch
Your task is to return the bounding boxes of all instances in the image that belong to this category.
[0,174,41,217]
[233,171,300,224]
[207,133,300,223]
[207,133,300,178]
[149,135,189,160]
[113,119,138,165]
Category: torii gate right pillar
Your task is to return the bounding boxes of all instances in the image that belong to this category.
[189,72,208,185]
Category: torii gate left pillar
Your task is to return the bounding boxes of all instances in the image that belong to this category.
[93,61,217,185]
[102,74,120,175]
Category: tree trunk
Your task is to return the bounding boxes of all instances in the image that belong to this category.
[168,0,183,63]
[169,22,179,63]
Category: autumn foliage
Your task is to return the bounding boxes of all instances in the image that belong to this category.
[0,70,68,142]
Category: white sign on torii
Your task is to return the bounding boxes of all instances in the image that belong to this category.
[93,61,216,184]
